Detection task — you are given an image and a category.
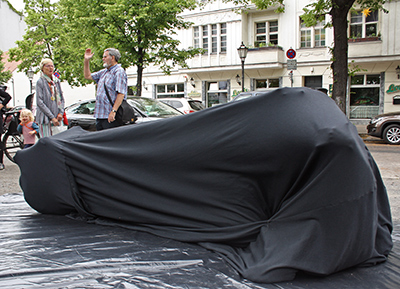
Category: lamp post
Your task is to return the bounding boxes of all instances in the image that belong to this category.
[27,67,34,94]
[237,42,248,92]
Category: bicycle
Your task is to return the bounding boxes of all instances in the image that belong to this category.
[1,107,39,163]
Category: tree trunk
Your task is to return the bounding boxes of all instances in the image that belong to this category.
[136,64,143,96]
[136,46,144,97]
[330,0,355,114]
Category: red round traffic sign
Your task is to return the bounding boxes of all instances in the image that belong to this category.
[286,49,296,59]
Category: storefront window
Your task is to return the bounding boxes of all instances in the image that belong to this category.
[255,78,279,89]
[207,81,228,107]
[350,74,380,119]
[177,83,184,92]
[351,75,364,85]
[157,85,165,93]
[167,84,175,93]
[156,83,185,98]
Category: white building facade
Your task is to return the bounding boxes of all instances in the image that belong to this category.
[132,0,400,124]
[0,0,25,52]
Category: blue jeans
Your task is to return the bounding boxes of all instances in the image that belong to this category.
[96,119,121,131]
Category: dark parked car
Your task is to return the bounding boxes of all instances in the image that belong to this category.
[367,111,400,144]
[65,97,183,131]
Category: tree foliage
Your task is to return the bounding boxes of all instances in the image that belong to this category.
[9,0,202,95]
[0,50,13,85]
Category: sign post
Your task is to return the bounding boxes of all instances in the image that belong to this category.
[286,48,297,87]
[286,48,296,59]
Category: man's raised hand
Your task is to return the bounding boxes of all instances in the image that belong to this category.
[84,48,94,61]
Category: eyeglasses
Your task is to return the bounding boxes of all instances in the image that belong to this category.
[44,64,54,68]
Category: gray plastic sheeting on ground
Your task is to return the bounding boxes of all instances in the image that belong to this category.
[1,193,399,288]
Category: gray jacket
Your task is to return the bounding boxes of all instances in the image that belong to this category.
[35,77,65,124]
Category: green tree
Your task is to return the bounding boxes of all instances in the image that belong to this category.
[227,0,388,114]
[0,50,13,85]
[8,0,60,76]
[9,0,202,96]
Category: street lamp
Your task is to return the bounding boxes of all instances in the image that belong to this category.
[237,41,248,92]
[27,67,34,93]
[235,74,241,85]
[396,65,400,79]
[190,77,196,88]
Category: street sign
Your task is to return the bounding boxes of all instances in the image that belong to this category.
[287,59,297,70]
[286,48,296,59]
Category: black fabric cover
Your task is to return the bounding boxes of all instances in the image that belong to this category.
[15,87,393,283]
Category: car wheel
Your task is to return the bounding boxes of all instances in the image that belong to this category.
[383,124,400,145]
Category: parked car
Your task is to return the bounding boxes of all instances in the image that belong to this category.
[65,97,183,131]
[158,97,205,114]
[367,111,400,144]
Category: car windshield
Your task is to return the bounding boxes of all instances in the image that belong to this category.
[65,101,95,115]
[189,101,205,110]
[127,97,182,117]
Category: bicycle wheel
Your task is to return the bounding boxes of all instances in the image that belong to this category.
[2,133,24,163]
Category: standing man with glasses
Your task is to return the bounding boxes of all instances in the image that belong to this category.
[84,48,128,131]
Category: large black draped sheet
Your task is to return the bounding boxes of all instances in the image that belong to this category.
[15,87,393,283]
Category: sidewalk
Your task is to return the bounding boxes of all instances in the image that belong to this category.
[355,124,367,136]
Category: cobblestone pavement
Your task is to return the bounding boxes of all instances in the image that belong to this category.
[0,156,20,196]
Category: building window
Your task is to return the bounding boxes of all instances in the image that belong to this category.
[300,28,311,48]
[212,24,218,53]
[207,81,228,107]
[220,23,227,53]
[300,18,326,48]
[156,83,185,98]
[255,78,279,89]
[202,25,208,53]
[304,76,322,89]
[350,74,380,119]
[194,26,199,48]
[350,10,378,38]
[255,20,278,47]
[194,23,227,55]
[314,20,326,47]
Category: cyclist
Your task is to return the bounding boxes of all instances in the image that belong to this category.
[0,85,12,170]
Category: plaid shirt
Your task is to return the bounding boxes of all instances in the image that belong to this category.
[92,64,127,119]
